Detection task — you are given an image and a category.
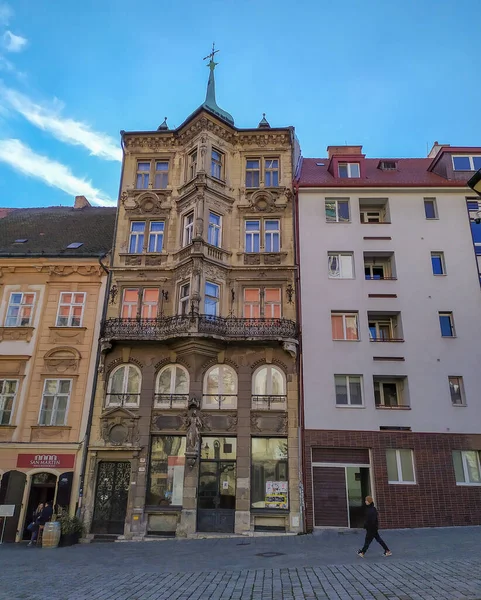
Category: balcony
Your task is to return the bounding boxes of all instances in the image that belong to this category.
[102,315,298,343]
[251,395,287,411]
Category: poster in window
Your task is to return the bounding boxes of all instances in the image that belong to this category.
[168,456,185,505]
[265,481,288,509]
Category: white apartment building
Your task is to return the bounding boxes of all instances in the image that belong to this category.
[296,143,481,530]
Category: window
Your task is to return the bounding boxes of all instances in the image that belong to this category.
[368,316,400,341]
[0,379,17,425]
[338,163,360,178]
[335,375,363,406]
[243,288,281,319]
[211,149,223,180]
[439,312,455,337]
[148,222,165,253]
[141,289,159,319]
[252,365,286,410]
[364,254,395,280]
[56,292,86,327]
[328,253,354,279]
[453,450,481,485]
[430,252,446,275]
[204,281,220,316]
[122,288,139,319]
[245,220,260,252]
[360,209,381,223]
[452,156,481,171]
[155,365,189,408]
[449,376,465,406]
[424,198,438,219]
[331,312,359,340]
[183,212,194,246]
[129,221,145,253]
[379,161,397,171]
[39,379,71,426]
[325,199,350,223]
[386,449,416,484]
[66,242,83,249]
[264,220,280,252]
[179,282,190,316]
[5,292,35,327]
[203,364,237,409]
[147,436,186,506]
[246,159,260,188]
[136,162,150,189]
[189,149,198,180]
[135,160,169,190]
[265,159,279,187]
[106,364,141,407]
[374,379,407,408]
[251,438,288,509]
[245,219,280,253]
[208,212,222,247]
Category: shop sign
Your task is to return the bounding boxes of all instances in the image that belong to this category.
[16,454,75,469]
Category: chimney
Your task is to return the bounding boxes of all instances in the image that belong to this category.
[327,145,363,159]
[74,196,91,209]
[428,142,450,159]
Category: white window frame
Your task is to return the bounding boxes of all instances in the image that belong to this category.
[148,221,165,253]
[364,260,390,280]
[424,198,438,220]
[183,212,194,247]
[368,318,396,341]
[5,292,36,327]
[179,282,190,316]
[331,312,359,341]
[155,364,190,408]
[121,288,139,319]
[245,220,261,253]
[141,289,159,320]
[129,221,146,253]
[334,375,363,407]
[449,376,466,406]
[264,158,279,187]
[55,292,86,327]
[135,161,151,189]
[338,162,360,178]
[251,365,287,410]
[203,364,238,409]
[439,312,455,337]
[245,159,261,188]
[38,379,71,426]
[454,450,481,486]
[204,281,220,316]
[452,156,481,171]
[374,379,406,408]
[431,252,446,276]
[387,449,416,484]
[211,148,223,180]
[0,379,18,425]
[325,199,350,223]
[153,161,169,189]
[208,212,222,247]
[106,364,141,408]
[328,252,354,279]
[264,220,280,252]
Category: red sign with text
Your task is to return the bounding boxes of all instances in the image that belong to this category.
[16,454,75,469]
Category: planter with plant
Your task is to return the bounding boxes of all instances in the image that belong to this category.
[58,513,84,547]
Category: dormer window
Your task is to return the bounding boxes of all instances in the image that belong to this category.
[338,163,360,178]
[452,156,481,171]
[378,161,397,171]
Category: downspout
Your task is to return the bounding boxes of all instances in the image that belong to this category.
[76,135,126,517]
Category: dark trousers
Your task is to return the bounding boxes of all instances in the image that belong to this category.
[361,529,389,553]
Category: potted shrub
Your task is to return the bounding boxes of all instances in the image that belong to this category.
[58,513,84,547]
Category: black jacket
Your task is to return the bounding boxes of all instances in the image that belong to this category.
[37,505,53,525]
[364,503,379,532]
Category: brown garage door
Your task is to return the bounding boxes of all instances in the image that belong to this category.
[312,466,348,527]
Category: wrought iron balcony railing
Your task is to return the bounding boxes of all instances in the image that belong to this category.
[102,315,298,342]
[202,394,238,410]
[251,395,287,411]
[153,393,189,409]
[105,393,140,408]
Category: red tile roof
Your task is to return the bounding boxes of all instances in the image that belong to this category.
[298,158,469,188]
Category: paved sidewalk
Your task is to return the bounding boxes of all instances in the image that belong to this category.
[1,527,480,599]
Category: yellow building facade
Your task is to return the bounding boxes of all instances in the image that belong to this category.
[0,198,115,542]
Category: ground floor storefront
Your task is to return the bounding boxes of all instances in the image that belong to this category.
[304,429,481,531]
[0,447,79,542]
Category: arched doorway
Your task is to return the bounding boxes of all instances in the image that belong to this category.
[22,472,57,540]
[0,470,27,543]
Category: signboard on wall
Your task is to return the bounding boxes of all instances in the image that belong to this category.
[16,454,75,469]
[0,505,15,517]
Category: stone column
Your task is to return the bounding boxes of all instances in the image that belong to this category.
[235,361,251,534]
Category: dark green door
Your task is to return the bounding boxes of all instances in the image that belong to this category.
[197,461,236,532]
[91,462,131,535]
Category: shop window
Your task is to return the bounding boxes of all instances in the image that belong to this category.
[146,436,186,506]
[251,438,288,509]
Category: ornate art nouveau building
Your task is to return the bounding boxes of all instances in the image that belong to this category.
[82,56,301,538]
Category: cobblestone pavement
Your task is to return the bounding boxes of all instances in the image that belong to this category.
[1,527,481,600]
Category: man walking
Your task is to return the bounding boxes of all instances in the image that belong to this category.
[357,496,392,557]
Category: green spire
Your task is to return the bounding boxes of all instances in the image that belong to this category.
[201,43,234,126]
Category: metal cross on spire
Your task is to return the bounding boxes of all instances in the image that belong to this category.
[203,42,219,71]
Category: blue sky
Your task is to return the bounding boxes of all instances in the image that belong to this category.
[0,0,479,208]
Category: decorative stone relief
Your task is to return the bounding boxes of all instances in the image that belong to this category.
[244,254,261,266]
[0,327,34,342]
[263,254,282,265]
[145,255,162,266]
[250,414,261,433]
[203,262,227,281]
[282,342,297,358]
[125,256,142,266]
[100,407,140,447]
[276,413,288,433]
[43,347,81,374]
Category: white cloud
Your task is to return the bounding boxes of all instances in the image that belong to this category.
[3,30,27,53]
[0,3,12,26]
[0,138,116,206]
[1,87,122,161]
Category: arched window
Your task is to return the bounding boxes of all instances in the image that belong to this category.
[203,364,237,409]
[252,365,286,410]
[106,364,141,407]
[154,364,189,408]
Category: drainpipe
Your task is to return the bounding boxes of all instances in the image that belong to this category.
[76,135,126,517]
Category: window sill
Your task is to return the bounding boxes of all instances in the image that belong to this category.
[326,221,352,224]
[369,339,404,343]
[425,218,439,221]
[388,481,417,485]
[360,222,391,225]
[332,339,361,342]
[32,425,71,430]
[375,405,411,410]
[105,404,140,410]
[365,277,397,281]
[452,403,467,408]
[433,274,447,277]
[441,336,457,339]
[335,404,365,409]
[250,508,289,514]
[49,326,87,331]
[0,424,16,429]
[455,482,481,487]
[145,505,182,512]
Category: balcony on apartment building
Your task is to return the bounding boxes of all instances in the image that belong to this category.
[101,314,298,343]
